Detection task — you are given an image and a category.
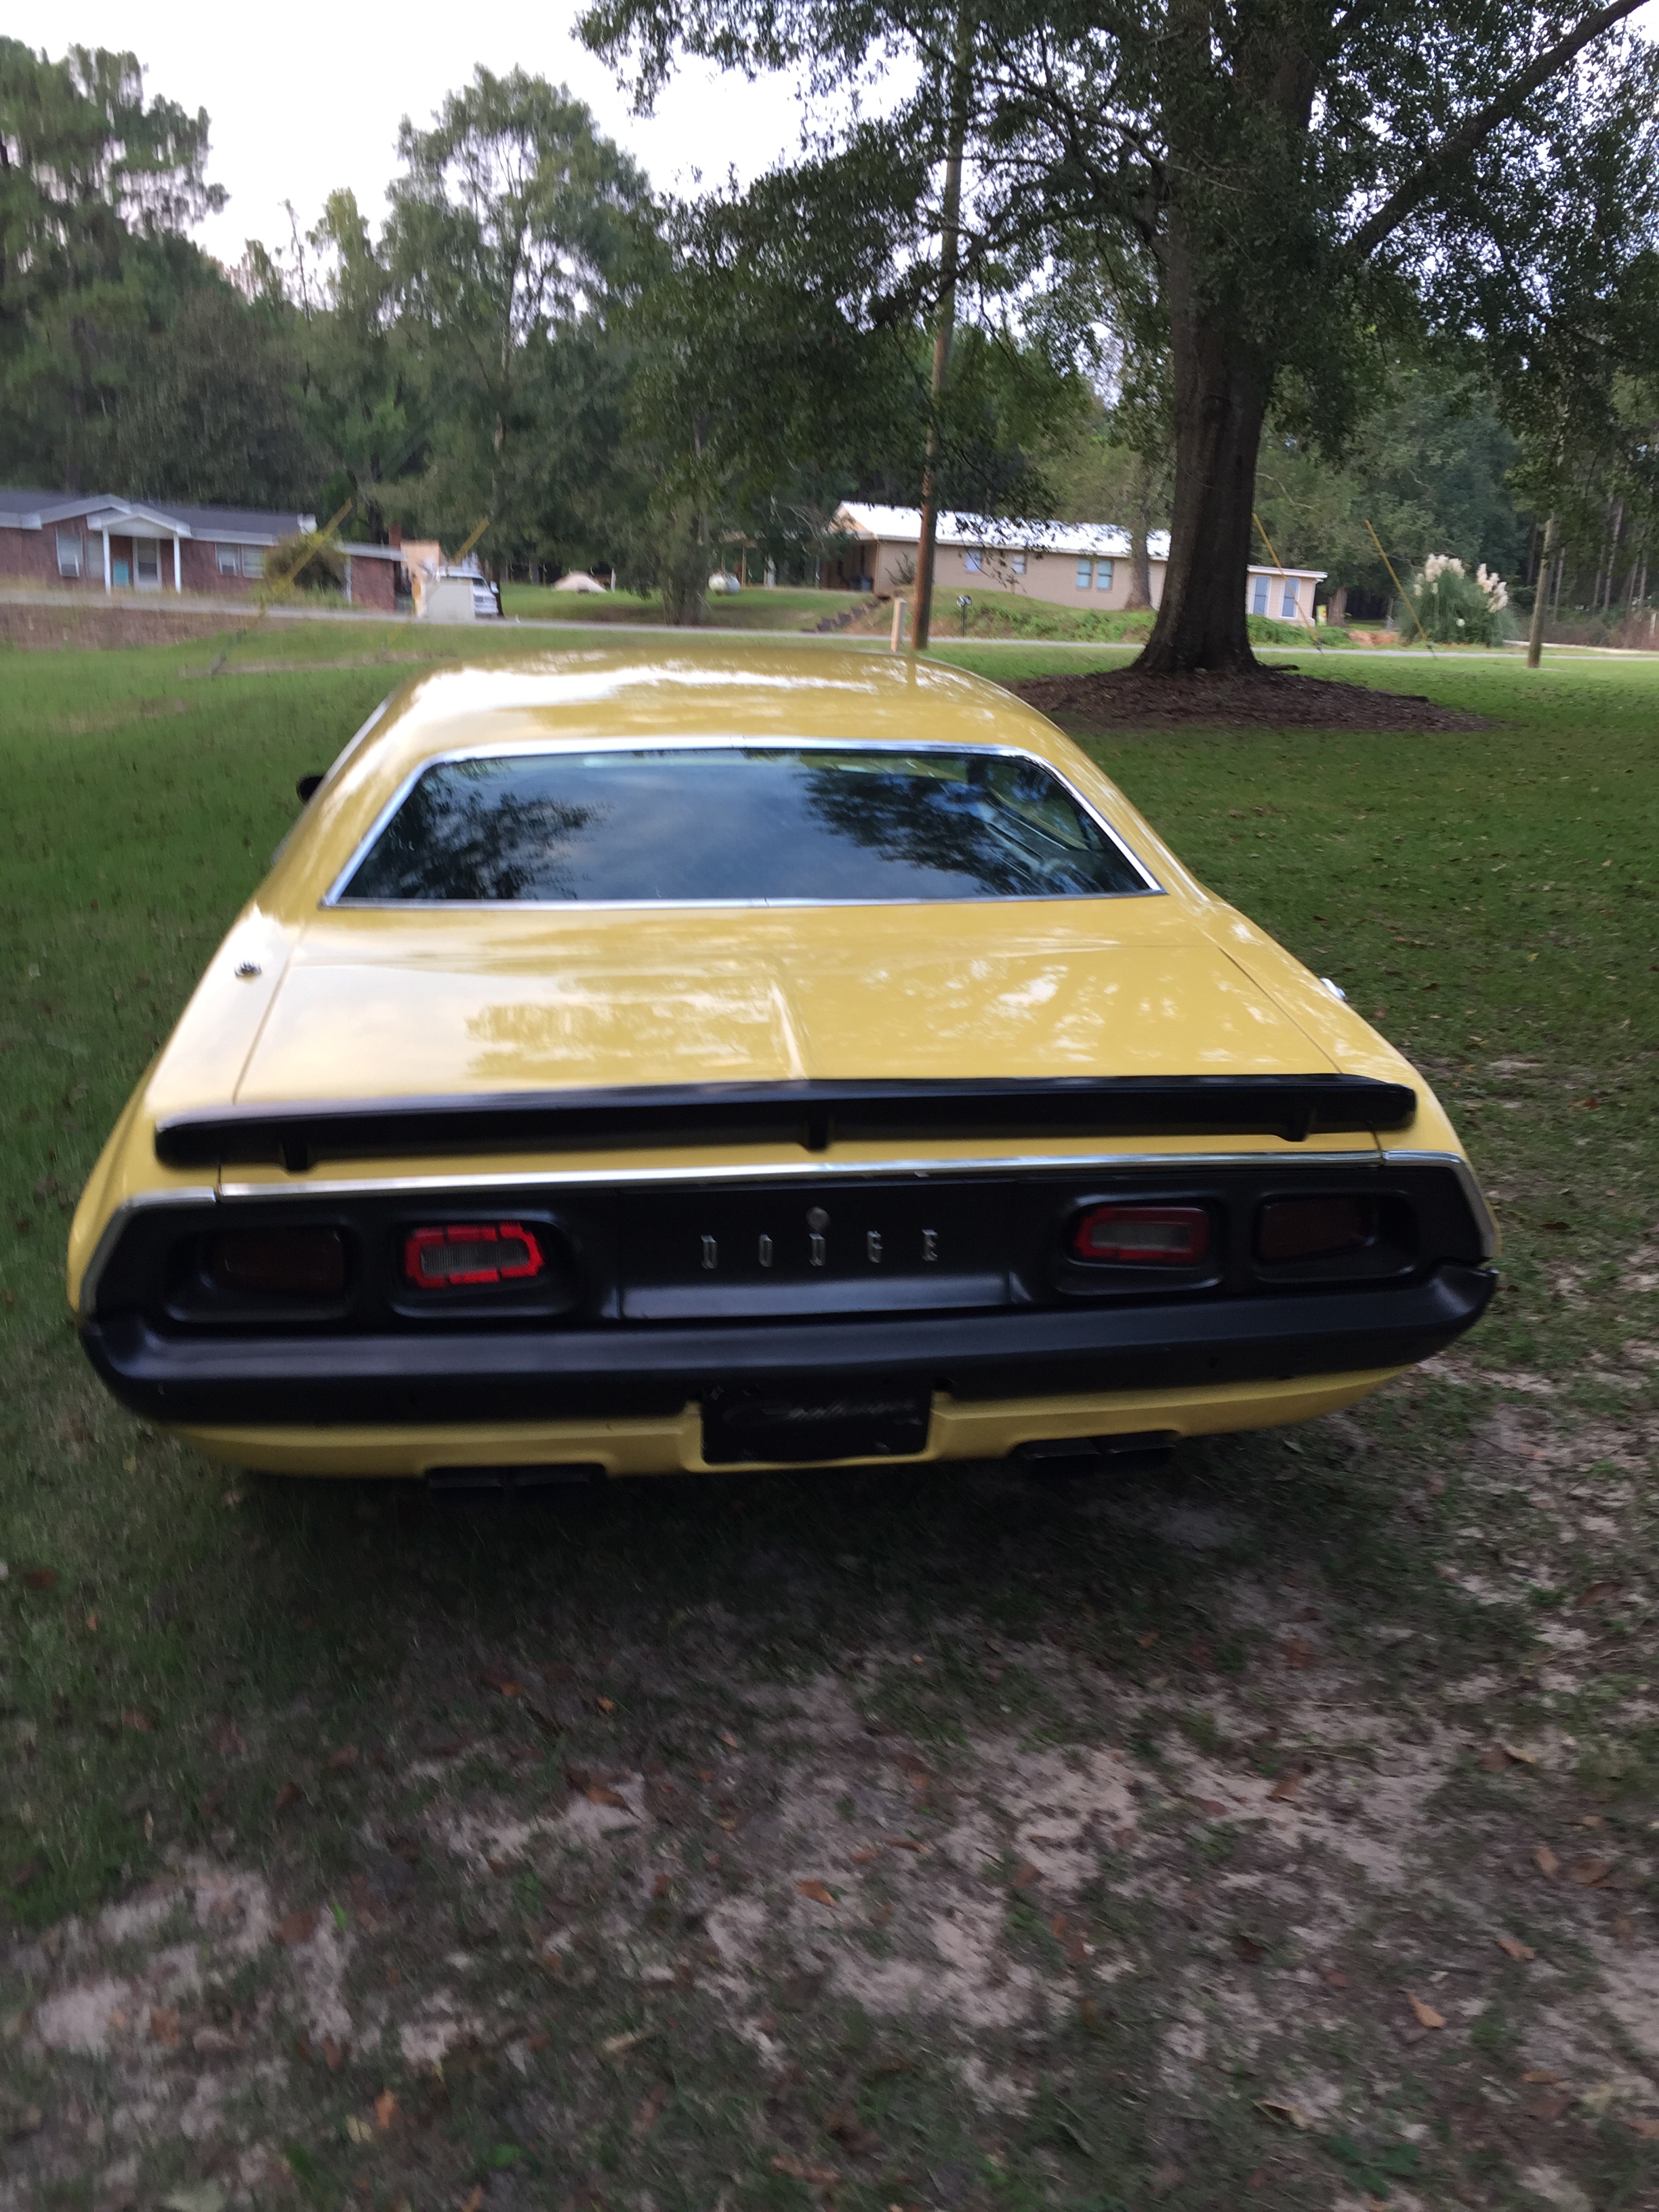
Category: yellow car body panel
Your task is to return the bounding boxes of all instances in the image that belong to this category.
[68,647,1493,1473]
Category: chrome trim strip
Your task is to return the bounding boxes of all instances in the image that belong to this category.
[1381,1149,1498,1260]
[77,1186,218,1317]
[220,1149,1383,1202]
[319,735,1163,908]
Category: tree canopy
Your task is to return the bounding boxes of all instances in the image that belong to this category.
[581,0,1659,668]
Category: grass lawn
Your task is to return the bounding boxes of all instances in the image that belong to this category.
[497,583,861,631]
[2,624,1658,2210]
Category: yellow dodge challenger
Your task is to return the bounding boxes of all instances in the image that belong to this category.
[67,647,1494,1486]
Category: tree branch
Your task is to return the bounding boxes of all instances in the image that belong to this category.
[1348,0,1647,258]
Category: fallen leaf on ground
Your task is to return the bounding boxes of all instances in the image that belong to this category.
[1568,1857,1613,1886]
[771,2156,840,2185]
[1319,1965,1350,1990]
[274,1782,302,1813]
[1280,1636,1314,1669]
[824,2104,882,2156]
[849,1847,883,1865]
[479,1664,523,1696]
[1267,1770,1301,1804]
[1255,2098,1313,2131]
[1534,1844,1559,1877]
[1136,1629,1159,1647]
[1525,2091,1572,2123]
[84,1610,98,1631]
[461,2192,484,2212]
[374,2089,398,2131]
[159,2188,227,2212]
[598,2028,653,2060]
[22,1568,56,1591]
[1151,2167,1184,2198]
[632,2082,668,2137]
[584,1784,628,1808]
[1626,2116,1659,2140]
[1581,2084,1617,2116]
[884,1836,928,1853]
[149,2007,182,2048]
[651,1871,674,1896]
[323,1744,359,1773]
[797,1878,836,1906]
[210,1721,246,1757]
[596,1695,617,1713]
[344,2114,371,2144]
[121,1708,153,1733]
[1196,1796,1227,1816]
[1408,1995,1446,2030]
[719,1731,740,1748]
[321,2037,346,2070]
[1496,1933,1536,1961]
[1232,1932,1267,1964]
[274,1907,320,1948]
[1501,1742,1540,1765]
[1477,1748,1511,1772]
[1012,1862,1040,1888]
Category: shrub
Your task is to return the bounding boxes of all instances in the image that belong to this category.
[1407,554,1511,646]
[265,533,346,596]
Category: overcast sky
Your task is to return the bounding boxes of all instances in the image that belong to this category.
[56,0,815,263]
[54,1,1659,274]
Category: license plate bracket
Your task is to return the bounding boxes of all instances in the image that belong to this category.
[701,1380,933,1465]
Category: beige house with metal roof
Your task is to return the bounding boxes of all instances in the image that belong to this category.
[827,503,1325,623]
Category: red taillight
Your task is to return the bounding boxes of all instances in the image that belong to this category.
[206,1227,346,1297]
[1069,1204,1210,1266]
[1256,1196,1372,1263]
[404,1222,545,1288]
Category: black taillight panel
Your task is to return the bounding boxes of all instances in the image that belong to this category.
[1251,1192,1417,1284]
[95,1160,1482,1335]
[166,1222,356,1324]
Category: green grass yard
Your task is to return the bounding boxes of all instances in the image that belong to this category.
[1,624,1657,2210]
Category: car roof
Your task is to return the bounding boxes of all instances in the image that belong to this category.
[346,645,1067,766]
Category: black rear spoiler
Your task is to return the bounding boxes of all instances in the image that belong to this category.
[155,1074,1416,1173]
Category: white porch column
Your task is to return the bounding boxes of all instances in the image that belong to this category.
[102,531,111,592]
[173,537,182,593]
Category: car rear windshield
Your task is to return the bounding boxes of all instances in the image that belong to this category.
[336,745,1153,904]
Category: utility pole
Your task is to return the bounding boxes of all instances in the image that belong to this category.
[910,11,975,653]
[1527,513,1557,668]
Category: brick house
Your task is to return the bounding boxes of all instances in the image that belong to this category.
[0,488,406,612]
[827,503,1325,624]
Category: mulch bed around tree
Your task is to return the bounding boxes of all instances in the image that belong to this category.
[1012,663,1492,731]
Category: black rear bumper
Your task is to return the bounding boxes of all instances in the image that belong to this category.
[82,1262,1494,1427]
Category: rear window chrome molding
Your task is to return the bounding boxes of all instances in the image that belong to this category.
[1381,1149,1498,1260]
[318,735,1164,909]
[218,1147,1387,1203]
[78,1186,218,1318]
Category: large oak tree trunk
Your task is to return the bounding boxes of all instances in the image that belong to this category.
[1136,283,1269,673]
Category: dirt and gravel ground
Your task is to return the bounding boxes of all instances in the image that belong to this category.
[5,1326,1659,2212]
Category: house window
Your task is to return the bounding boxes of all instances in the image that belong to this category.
[217,545,241,575]
[1097,560,1114,591]
[1251,574,1269,617]
[56,528,82,577]
[134,541,161,586]
[964,549,983,573]
[1011,552,1026,575]
[241,547,266,578]
[1076,558,1092,590]
[1280,579,1299,619]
